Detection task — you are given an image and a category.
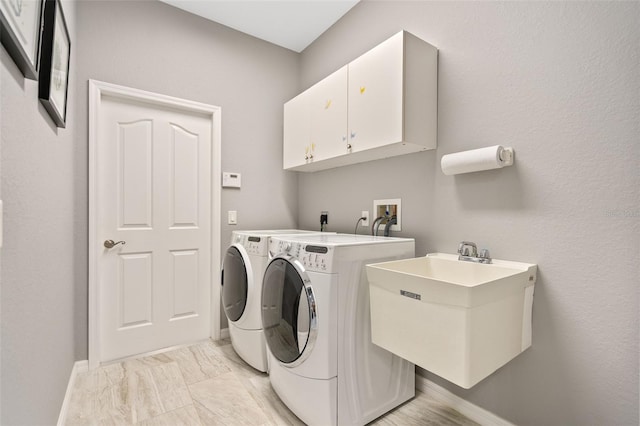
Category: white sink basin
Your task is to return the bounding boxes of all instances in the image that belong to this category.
[366,253,537,388]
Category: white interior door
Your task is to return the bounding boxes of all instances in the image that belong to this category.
[89,81,221,365]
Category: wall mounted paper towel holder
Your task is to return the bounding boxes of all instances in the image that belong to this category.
[441,145,515,176]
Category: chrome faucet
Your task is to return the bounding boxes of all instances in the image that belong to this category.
[458,241,492,264]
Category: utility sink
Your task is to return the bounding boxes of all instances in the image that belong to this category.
[366,253,537,389]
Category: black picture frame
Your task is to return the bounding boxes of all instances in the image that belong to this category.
[0,0,44,80]
[38,0,70,128]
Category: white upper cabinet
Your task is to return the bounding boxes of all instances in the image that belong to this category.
[284,31,438,172]
[347,32,404,153]
[309,66,348,163]
[283,66,348,169]
[283,89,310,170]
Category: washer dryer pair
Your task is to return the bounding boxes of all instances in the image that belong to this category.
[221,229,329,372]
[261,234,416,425]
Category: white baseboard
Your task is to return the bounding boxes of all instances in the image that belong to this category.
[220,327,230,339]
[416,375,514,426]
[57,360,88,426]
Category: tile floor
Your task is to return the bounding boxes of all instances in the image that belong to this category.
[65,339,479,425]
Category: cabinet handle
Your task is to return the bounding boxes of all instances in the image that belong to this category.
[347,144,352,150]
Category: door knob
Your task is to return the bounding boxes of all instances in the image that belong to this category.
[104,239,126,249]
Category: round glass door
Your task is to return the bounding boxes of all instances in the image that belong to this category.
[261,256,317,366]
[221,246,248,322]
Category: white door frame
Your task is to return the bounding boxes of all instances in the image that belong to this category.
[88,80,222,369]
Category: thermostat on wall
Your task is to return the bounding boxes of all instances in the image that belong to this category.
[222,172,241,188]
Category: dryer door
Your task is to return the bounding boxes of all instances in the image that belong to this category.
[221,245,252,322]
[262,255,317,367]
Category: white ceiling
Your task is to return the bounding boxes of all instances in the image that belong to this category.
[159,0,360,53]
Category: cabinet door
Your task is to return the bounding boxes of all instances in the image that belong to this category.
[283,91,310,170]
[348,32,404,152]
[309,66,348,162]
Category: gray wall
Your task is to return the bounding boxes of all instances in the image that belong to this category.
[75,0,300,337]
[1,1,78,424]
[297,1,639,425]
[1,0,300,423]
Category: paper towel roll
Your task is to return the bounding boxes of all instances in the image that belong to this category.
[441,145,513,176]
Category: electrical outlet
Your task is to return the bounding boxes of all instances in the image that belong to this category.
[320,211,329,231]
[361,210,369,227]
[320,211,328,224]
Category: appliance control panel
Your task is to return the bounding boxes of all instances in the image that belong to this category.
[269,239,334,273]
[232,234,267,256]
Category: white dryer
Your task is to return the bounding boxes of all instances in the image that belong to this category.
[261,234,416,425]
[221,229,328,372]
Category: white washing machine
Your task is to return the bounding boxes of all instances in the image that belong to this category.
[261,234,416,425]
[221,229,328,372]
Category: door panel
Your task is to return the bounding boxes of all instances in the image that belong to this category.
[170,249,199,319]
[171,124,199,227]
[118,120,153,229]
[118,252,153,328]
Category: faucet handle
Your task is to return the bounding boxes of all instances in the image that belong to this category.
[479,248,491,259]
[457,242,466,255]
[458,241,478,257]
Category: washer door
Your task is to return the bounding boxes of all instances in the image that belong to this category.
[221,244,252,322]
[261,255,317,367]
